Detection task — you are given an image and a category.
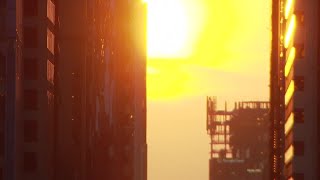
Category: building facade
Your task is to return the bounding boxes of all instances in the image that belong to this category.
[270,0,320,179]
[103,1,147,180]
[0,0,57,179]
[1,0,147,180]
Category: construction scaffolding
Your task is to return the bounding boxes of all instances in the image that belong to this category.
[207,97,233,159]
[206,97,270,180]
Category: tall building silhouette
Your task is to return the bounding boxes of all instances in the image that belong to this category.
[99,1,147,179]
[270,0,320,179]
[0,0,147,179]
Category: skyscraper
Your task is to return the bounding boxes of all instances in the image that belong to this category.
[103,1,147,179]
[1,0,147,179]
[56,0,147,179]
[270,0,320,179]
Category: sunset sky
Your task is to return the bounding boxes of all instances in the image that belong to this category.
[146,0,271,179]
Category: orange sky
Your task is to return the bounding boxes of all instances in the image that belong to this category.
[147,0,271,179]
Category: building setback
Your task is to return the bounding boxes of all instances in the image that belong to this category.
[270,0,320,179]
[0,0,147,180]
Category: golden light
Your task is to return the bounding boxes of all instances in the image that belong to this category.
[285,112,294,135]
[285,47,296,77]
[285,80,294,106]
[146,0,207,100]
[146,0,271,100]
[285,0,294,20]
[284,14,296,48]
[285,145,294,164]
[146,0,191,58]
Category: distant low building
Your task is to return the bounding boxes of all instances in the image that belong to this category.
[206,97,270,180]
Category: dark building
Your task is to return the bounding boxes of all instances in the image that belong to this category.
[56,0,147,179]
[270,0,320,179]
[103,1,147,179]
[0,0,57,179]
[1,0,147,180]
[207,97,270,180]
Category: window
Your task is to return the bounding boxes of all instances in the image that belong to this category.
[295,44,305,58]
[285,145,294,165]
[294,141,304,156]
[47,60,54,84]
[0,53,5,80]
[24,58,38,80]
[24,27,38,48]
[285,80,295,106]
[24,120,37,142]
[23,0,38,17]
[294,108,304,123]
[47,28,54,54]
[24,152,37,172]
[24,90,38,110]
[47,0,55,24]
[294,76,304,91]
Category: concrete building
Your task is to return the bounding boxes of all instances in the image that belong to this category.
[270,0,320,179]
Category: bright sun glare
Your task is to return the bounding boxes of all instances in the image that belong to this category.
[146,0,271,100]
[147,0,192,58]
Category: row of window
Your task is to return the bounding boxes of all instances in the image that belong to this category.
[0,150,38,174]
[22,91,55,174]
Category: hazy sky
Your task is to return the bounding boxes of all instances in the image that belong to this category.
[147,0,271,179]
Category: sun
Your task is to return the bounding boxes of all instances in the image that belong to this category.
[145,0,207,100]
[146,0,190,58]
